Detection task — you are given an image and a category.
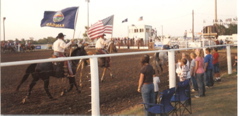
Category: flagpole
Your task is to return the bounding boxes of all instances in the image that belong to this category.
[111,15,114,39]
[70,8,79,56]
[72,9,79,39]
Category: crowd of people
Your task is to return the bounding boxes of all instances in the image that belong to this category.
[1,40,33,52]
[137,47,237,115]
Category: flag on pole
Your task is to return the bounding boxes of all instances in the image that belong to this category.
[40,7,79,29]
[122,18,128,23]
[138,16,143,21]
[88,15,114,39]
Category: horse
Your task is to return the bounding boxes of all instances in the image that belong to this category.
[20,44,35,52]
[16,46,87,103]
[1,44,16,53]
[152,51,168,75]
[76,44,117,87]
[106,41,118,53]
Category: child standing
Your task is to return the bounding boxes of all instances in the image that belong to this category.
[153,75,160,104]
[194,49,205,98]
[233,55,238,73]
[176,58,190,82]
[212,48,221,82]
[190,52,198,91]
[204,48,214,87]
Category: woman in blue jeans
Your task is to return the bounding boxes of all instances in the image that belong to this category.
[137,54,155,116]
[194,49,205,98]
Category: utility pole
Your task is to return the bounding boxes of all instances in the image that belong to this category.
[3,17,6,42]
[161,25,163,40]
[215,0,217,24]
[192,10,194,41]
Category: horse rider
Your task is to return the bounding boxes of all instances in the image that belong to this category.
[95,34,110,66]
[52,33,74,77]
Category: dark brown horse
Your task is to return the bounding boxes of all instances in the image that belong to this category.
[16,46,87,103]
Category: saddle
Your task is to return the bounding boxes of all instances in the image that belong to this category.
[52,62,65,78]
[50,55,68,78]
[95,49,110,68]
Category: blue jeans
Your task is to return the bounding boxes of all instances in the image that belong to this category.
[141,84,155,116]
[196,73,205,96]
[213,63,220,73]
[191,76,198,91]
[204,69,214,86]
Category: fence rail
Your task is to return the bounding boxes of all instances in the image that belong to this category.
[0,44,236,115]
[0,44,234,67]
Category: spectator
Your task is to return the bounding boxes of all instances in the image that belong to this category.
[212,48,221,82]
[153,74,160,104]
[194,49,205,98]
[176,58,190,82]
[233,55,238,73]
[182,53,190,68]
[204,48,214,88]
[190,52,198,92]
[137,54,155,116]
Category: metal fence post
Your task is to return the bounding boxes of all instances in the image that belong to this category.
[168,50,176,88]
[90,57,100,115]
[226,45,232,74]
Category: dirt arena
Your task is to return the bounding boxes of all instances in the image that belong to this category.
[1,47,237,115]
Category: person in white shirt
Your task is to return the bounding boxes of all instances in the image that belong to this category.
[95,34,110,67]
[52,33,74,77]
[95,34,107,52]
[153,75,160,104]
[176,58,190,82]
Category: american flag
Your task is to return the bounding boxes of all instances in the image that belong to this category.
[87,15,114,39]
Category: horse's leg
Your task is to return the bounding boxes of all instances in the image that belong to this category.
[107,67,114,78]
[21,75,39,104]
[16,73,30,91]
[101,68,107,82]
[66,77,81,93]
[80,61,85,87]
[43,77,54,99]
[154,60,160,74]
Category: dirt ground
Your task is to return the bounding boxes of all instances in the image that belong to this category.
[0,48,237,115]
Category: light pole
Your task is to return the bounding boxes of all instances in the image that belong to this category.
[3,17,6,42]
[161,25,163,40]
[86,0,90,27]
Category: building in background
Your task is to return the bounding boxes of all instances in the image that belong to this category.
[128,25,152,45]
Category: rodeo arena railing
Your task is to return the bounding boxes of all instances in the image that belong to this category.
[0,44,236,115]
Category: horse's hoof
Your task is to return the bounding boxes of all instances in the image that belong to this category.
[60,91,65,96]
[110,74,114,78]
[21,98,26,104]
[79,84,83,88]
[77,90,81,93]
[50,97,57,100]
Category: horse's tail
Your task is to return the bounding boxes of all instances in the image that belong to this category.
[16,63,37,91]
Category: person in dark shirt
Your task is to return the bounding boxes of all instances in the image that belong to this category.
[137,54,155,116]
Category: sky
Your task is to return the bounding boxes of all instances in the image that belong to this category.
[0,0,238,40]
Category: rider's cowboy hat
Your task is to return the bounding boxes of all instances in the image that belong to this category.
[56,33,65,38]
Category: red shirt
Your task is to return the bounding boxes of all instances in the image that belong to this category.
[212,52,219,64]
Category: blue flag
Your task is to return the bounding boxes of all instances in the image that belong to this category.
[41,7,78,29]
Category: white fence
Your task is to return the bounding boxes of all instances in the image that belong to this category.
[0,44,236,115]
